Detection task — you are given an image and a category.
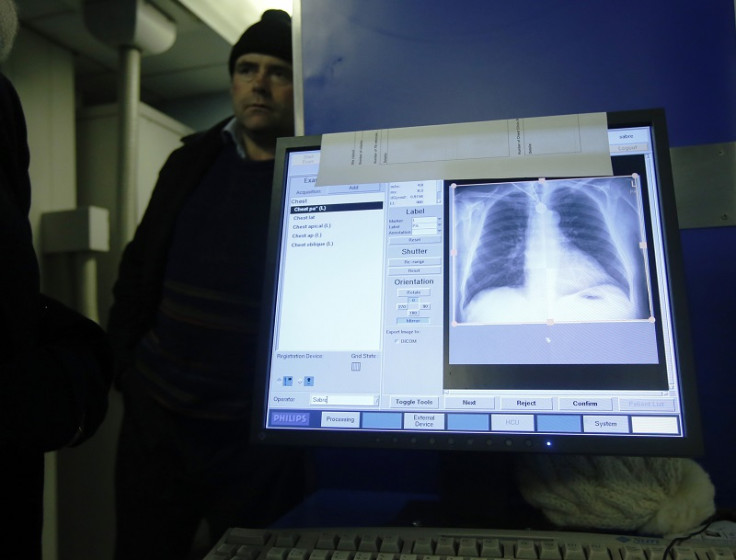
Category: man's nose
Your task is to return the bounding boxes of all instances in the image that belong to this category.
[251,68,269,87]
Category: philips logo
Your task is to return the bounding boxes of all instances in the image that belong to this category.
[271,412,310,427]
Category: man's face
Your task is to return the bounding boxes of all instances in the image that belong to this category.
[230,52,294,141]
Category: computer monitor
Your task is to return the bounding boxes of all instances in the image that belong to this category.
[252,109,702,456]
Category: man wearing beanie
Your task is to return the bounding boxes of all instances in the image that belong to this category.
[108,10,305,560]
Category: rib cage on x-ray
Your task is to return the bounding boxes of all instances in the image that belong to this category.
[453,176,649,324]
[551,185,630,298]
[461,190,530,307]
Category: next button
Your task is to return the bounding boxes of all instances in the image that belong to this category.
[445,396,495,410]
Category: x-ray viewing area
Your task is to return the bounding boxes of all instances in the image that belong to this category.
[452,177,650,326]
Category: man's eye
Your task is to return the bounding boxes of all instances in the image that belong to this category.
[271,68,293,83]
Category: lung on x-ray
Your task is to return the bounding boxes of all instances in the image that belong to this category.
[451,175,651,325]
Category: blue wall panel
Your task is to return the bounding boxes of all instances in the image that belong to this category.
[300,0,736,511]
[302,0,736,147]
[680,227,736,509]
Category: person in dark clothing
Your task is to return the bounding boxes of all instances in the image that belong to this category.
[0,2,112,558]
[108,10,306,559]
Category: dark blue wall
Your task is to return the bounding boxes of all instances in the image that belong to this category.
[302,0,736,146]
[680,227,736,509]
[300,0,736,510]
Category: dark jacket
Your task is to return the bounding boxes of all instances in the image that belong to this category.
[0,72,112,559]
[107,118,231,383]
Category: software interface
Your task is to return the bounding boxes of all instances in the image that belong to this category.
[264,124,685,439]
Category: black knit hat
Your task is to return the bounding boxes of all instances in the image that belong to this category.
[228,9,292,75]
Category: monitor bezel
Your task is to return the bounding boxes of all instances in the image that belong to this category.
[252,109,703,457]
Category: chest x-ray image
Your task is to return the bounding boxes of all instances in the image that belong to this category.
[451,176,652,324]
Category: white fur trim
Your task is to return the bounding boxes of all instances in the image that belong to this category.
[516,455,715,535]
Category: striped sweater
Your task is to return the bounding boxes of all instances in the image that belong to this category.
[132,142,274,419]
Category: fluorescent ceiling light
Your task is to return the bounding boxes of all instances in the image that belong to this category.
[178,0,293,44]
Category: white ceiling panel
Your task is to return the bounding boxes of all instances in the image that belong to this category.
[16,0,247,106]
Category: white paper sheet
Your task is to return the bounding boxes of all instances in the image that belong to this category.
[316,112,613,187]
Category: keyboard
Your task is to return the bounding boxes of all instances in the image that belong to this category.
[203,523,736,560]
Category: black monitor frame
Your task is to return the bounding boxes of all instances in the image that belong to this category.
[252,109,703,457]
